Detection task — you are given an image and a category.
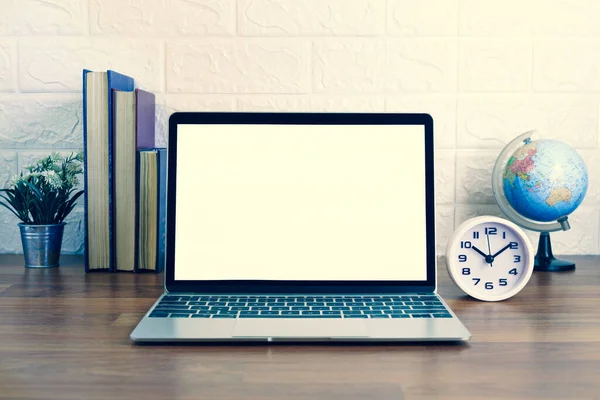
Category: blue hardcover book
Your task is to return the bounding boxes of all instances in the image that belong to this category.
[136,148,167,273]
[82,69,134,271]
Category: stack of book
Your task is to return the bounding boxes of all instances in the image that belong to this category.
[82,69,166,273]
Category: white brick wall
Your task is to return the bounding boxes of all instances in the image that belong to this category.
[0,0,598,256]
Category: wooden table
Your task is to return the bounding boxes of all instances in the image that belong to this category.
[1,254,599,400]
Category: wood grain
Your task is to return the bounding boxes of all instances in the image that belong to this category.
[1,254,599,400]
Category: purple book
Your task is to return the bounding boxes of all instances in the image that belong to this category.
[135,89,156,149]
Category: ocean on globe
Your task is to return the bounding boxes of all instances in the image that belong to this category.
[502,139,588,223]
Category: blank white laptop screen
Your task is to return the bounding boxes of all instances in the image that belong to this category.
[174,124,427,281]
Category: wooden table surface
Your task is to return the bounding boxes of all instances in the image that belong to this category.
[1,254,599,400]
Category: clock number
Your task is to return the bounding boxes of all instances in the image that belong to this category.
[485,282,494,290]
[460,241,472,249]
[458,255,467,262]
[514,255,521,262]
[499,278,508,286]
[462,268,470,275]
[502,232,506,239]
[509,268,518,275]
[509,242,518,249]
[472,278,480,285]
[473,231,480,239]
[485,227,497,235]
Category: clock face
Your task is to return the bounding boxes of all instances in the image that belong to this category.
[446,216,534,301]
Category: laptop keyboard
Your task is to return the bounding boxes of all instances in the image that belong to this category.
[148,294,452,319]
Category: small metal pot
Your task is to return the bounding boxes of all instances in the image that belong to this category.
[18,223,66,268]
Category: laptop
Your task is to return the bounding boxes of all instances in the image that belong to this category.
[130,112,471,342]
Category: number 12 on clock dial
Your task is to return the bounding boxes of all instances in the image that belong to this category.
[445,216,534,301]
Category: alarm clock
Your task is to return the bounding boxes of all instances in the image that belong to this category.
[445,216,534,301]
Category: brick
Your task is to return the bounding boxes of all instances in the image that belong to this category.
[386,95,457,149]
[459,0,533,37]
[386,40,457,93]
[167,40,310,93]
[0,0,86,35]
[0,41,16,92]
[436,205,454,255]
[313,40,385,94]
[435,150,455,205]
[455,150,498,205]
[0,152,18,187]
[460,0,600,37]
[19,38,162,92]
[534,40,600,92]
[457,95,599,149]
[90,0,235,36]
[0,209,21,253]
[237,95,384,112]
[164,94,237,113]
[578,150,600,206]
[387,0,458,37]
[239,0,384,36]
[550,206,599,255]
[61,207,85,254]
[531,0,600,37]
[0,95,83,149]
[459,40,531,92]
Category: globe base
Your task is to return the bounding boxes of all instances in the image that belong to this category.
[534,232,576,272]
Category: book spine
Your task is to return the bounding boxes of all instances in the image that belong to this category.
[156,148,167,273]
[82,69,91,272]
[106,70,134,272]
[133,151,141,273]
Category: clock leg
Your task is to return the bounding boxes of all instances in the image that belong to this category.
[534,232,575,272]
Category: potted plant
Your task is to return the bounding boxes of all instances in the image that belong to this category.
[0,152,84,268]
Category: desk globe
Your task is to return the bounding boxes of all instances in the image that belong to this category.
[492,131,588,271]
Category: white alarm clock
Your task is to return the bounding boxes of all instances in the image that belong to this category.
[445,216,534,301]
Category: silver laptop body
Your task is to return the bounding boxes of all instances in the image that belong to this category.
[130,112,471,343]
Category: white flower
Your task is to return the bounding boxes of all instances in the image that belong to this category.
[41,170,63,190]
[7,174,20,188]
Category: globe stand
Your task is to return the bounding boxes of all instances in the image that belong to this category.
[534,232,575,272]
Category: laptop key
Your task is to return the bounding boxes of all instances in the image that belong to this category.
[369,314,390,318]
[157,304,183,308]
[259,311,280,316]
[432,313,452,318]
[212,314,236,318]
[149,312,170,318]
[169,314,191,318]
[343,314,368,318]
[411,314,432,318]
[281,311,301,315]
[390,314,410,318]
[229,306,249,311]
[332,306,351,311]
[311,306,331,311]
[159,309,197,314]
[191,314,212,318]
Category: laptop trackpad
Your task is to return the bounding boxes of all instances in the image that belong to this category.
[233,319,369,339]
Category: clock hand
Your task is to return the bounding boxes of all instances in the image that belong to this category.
[492,243,512,258]
[486,232,493,267]
[471,246,488,259]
